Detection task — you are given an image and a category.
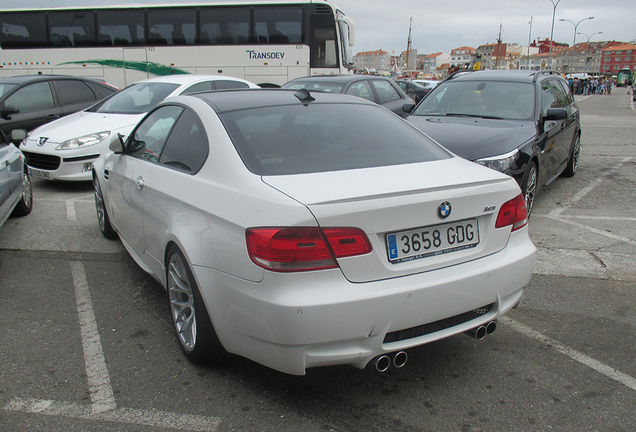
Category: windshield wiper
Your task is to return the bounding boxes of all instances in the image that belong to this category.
[445,113,505,120]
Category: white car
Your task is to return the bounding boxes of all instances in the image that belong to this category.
[0,129,32,228]
[93,89,536,375]
[20,75,259,181]
[412,79,441,91]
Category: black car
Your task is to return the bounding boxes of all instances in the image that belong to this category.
[407,70,581,216]
[282,75,415,118]
[396,79,430,102]
[0,75,118,137]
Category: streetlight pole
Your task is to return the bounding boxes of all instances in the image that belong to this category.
[560,16,594,74]
[577,31,603,74]
[527,16,533,69]
[548,0,561,70]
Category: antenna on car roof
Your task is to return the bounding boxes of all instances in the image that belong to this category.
[294,88,315,105]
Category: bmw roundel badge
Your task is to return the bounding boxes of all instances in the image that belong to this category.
[438,201,452,219]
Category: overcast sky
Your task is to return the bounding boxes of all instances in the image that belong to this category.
[4,0,636,54]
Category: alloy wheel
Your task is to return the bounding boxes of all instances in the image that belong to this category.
[168,252,197,352]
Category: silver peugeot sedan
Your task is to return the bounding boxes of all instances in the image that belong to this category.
[92,89,536,375]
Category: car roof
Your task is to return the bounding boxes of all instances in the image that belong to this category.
[135,74,257,87]
[190,88,376,113]
[446,70,564,83]
[286,74,394,84]
[0,74,106,85]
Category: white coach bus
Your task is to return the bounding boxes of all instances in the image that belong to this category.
[0,1,355,88]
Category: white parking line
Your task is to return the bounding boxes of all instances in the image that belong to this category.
[3,261,222,431]
[70,261,116,414]
[3,398,221,431]
[66,199,77,221]
[503,317,636,392]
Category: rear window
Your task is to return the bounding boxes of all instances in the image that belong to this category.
[282,81,345,93]
[220,103,450,175]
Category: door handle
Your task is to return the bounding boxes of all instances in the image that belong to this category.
[135,176,145,189]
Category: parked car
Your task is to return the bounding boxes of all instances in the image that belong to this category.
[0,128,32,228]
[92,88,536,375]
[395,80,429,102]
[19,75,259,181]
[412,79,440,92]
[407,70,581,216]
[0,75,117,136]
[282,75,415,117]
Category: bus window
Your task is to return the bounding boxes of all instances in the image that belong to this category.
[310,14,338,68]
[254,7,302,44]
[200,8,250,45]
[148,9,196,45]
[49,12,95,47]
[0,13,47,48]
[98,11,145,46]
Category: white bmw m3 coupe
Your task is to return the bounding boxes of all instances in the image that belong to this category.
[92,88,536,375]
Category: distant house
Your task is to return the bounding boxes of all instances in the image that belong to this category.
[421,52,451,76]
[353,50,391,73]
[601,43,636,76]
[450,46,477,69]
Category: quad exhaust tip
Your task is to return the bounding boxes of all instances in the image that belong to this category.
[374,351,408,372]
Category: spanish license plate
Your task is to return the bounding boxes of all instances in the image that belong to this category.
[28,167,52,179]
[386,219,479,263]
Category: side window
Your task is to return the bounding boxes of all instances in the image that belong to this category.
[54,80,97,105]
[540,80,568,115]
[160,109,208,174]
[345,81,374,102]
[372,80,401,103]
[97,11,145,46]
[128,106,184,162]
[182,82,214,95]
[4,82,55,113]
[49,12,96,47]
[200,8,250,44]
[254,7,302,44]
[214,80,250,90]
[0,13,47,48]
[148,10,196,45]
[556,80,574,105]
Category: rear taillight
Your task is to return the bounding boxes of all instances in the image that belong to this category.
[246,227,372,272]
[495,194,528,232]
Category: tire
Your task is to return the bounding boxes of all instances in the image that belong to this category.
[11,170,33,217]
[93,175,117,239]
[166,245,225,364]
[520,161,538,218]
[562,133,580,177]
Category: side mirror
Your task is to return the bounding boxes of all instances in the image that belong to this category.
[402,102,416,113]
[1,106,20,120]
[544,108,567,121]
[10,129,27,142]
[108,133,125,154]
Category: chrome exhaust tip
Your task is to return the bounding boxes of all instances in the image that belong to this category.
[374,355,391,373]
[486,320,497,335]
[465,325,487,340]
[393,351,408,368]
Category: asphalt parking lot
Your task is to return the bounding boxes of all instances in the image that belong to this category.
[0,89,634,432]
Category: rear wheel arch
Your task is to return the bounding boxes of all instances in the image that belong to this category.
[165,243,226,364]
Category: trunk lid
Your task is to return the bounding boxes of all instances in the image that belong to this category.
[262,158,522,283]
